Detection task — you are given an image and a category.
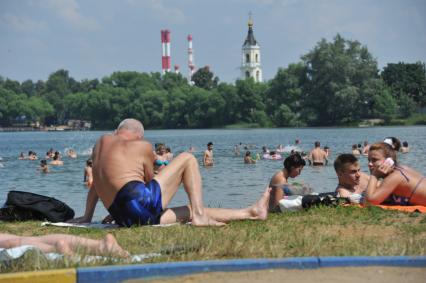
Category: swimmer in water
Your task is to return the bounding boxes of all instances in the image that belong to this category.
[38,159,49,173]
[50,151,64,165]
[84,159,93,188]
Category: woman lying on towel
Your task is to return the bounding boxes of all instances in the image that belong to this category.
[366,142,426,206]
[0,233,129,257]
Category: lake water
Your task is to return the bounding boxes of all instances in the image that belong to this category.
[1,126,425,221]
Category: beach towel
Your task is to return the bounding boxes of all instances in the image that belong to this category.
[346,203,426,213]
[41,221,181,229]
[374,204,426,213]
[0,245,160,263]
[41,221,119,229]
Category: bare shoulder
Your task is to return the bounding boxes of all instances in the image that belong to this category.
[270,170,286,184]
[336,187,349,197]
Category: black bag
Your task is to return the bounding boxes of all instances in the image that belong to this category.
[302,192,349,209]
[0,190,75,222]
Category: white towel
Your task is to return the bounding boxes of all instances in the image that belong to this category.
[41,221,182,228]
[0,245,160,263]
[41,221,119,229]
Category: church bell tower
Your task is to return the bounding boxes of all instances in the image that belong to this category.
[240,14,262,82]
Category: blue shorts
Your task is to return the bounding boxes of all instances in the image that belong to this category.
[107,180,163,227]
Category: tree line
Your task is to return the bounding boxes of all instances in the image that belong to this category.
[1,34,425,129]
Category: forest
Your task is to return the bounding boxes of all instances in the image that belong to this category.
[1,34,425,129]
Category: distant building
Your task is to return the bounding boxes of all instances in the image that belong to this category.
[240,14,262,82]
[66,119,92,130]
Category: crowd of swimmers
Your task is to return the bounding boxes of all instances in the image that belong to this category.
[2,118,424,257]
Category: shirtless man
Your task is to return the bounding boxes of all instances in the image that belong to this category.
[70,119,270,227]
[334,154,369,203]
[203,142,214,166]
[308,141,328,166]
[362,141,370,155]
[84,159,93,189]
[50,151,64,165]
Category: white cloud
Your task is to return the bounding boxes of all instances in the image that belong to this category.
[40,0,101,31]
[1,14,48,32]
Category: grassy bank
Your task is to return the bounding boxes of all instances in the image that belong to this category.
[1,205,426,273]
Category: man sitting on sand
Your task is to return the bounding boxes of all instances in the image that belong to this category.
[334,154,369,203]
[70,118,270,227]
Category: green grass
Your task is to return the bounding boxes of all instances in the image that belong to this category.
[1,206,426,273]
[389,113,426,126]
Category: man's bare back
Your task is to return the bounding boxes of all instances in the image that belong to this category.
[310,148,327,165]
[70,118,270,227]
[92,134,155,208]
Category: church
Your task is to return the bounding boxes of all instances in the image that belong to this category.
[240,15,263,83]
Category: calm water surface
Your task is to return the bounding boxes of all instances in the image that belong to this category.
[1,127,425,221]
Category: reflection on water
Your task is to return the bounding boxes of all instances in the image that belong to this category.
[0,126,425,221]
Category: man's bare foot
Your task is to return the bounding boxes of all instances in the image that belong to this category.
[248,187,271,220]
[192,214,226,227]
[99,234,129,258]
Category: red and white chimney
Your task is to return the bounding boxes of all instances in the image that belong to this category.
[161,30,171,74]
[187,34,195,80]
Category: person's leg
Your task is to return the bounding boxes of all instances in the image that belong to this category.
[154,152,224,226]
[38,234,129,257]
[0,234,58,253]
[159,187,271,225]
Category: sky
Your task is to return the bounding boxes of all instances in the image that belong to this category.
[1,0,425,83]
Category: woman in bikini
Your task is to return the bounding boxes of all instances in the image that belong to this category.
[366,142,426,206]
[154,144,169,173]
[268,153,306,212]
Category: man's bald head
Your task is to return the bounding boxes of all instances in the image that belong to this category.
[117,118,144,139]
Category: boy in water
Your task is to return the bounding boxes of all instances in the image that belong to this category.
[203,142,214,166]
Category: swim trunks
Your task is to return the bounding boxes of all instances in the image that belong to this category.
[313,162,324,166]
[107,180,163,227]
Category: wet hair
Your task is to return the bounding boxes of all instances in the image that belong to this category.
[402,141,408,147]
[40,159,47,166]
[384,137,401,151]
[207,142,213,147]
[117,118,144,137]
[324,146,329,150]
[166,147,171,153]
[369,142,397,163]
[357,144,362,148]
[245,151,251,157]
[283,153,306,172]
[315,141,320,147]
[334,154,358,173]
[352,144,357,149]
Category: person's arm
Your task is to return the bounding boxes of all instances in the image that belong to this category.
[269,173,286,209]
[324,151,329,165]
[270,186,284,209]
[143,144,155,183]
[365,166,399,205]
[68,186,99,223]
[203,151,207,165]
